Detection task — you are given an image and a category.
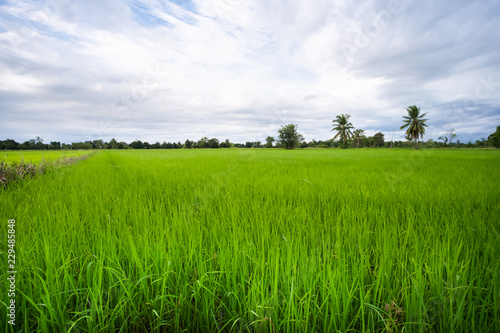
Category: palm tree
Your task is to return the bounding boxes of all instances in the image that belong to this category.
[400,105,428,149]
[332,114,354,148]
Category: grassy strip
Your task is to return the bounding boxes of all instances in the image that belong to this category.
[1,150,92,164]
[0,153,95,187]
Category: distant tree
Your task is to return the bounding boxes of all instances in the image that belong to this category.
[278,124,304,149]
[0,139,20,150]
[22,139,36,150]
[438,135,449,147]
[448,128,457,147]
[307,139,318,148]
[400,105,428,149]
[254,141,262,148]
[438,127,457,147]
[313,139,331,148]
[245,142,253,148]
[92,139,104,149]
[130,140,144,149]
[220,139,232,148]
[72,141,92,149]
[352,129,365,148]
[265,136,275,148]
[208,138,220,148]
[473,138,488,147]
[373,132,385,147]
[197,137,208,148]
[20,138,38,150]
[34,136,44,149]
[488,126,500,148]
[109,138,118,149]
[332,114,354,148]
[143,142,150,149]
[425,139,436,148]
[366,136,376,148]
[184,139,193,148]
[49,141,61,150]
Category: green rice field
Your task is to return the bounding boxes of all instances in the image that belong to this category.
[1,149,500,332]
[1,150,91,164]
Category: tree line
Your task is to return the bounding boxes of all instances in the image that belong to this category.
[2,106,499,150]
[276,106,499,149]
[2,130,497,151]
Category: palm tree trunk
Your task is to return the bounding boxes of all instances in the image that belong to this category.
[415,137,418,149]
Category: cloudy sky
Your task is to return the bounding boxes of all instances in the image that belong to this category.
[1,0,499,144]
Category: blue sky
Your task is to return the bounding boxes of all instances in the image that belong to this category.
[0,0,499,144]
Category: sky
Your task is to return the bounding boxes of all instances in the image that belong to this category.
[0,0,499,144]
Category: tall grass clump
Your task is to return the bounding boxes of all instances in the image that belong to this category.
[1,149,499,332]
[0,152,94,187]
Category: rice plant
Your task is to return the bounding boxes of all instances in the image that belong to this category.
[1,149,499,332]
